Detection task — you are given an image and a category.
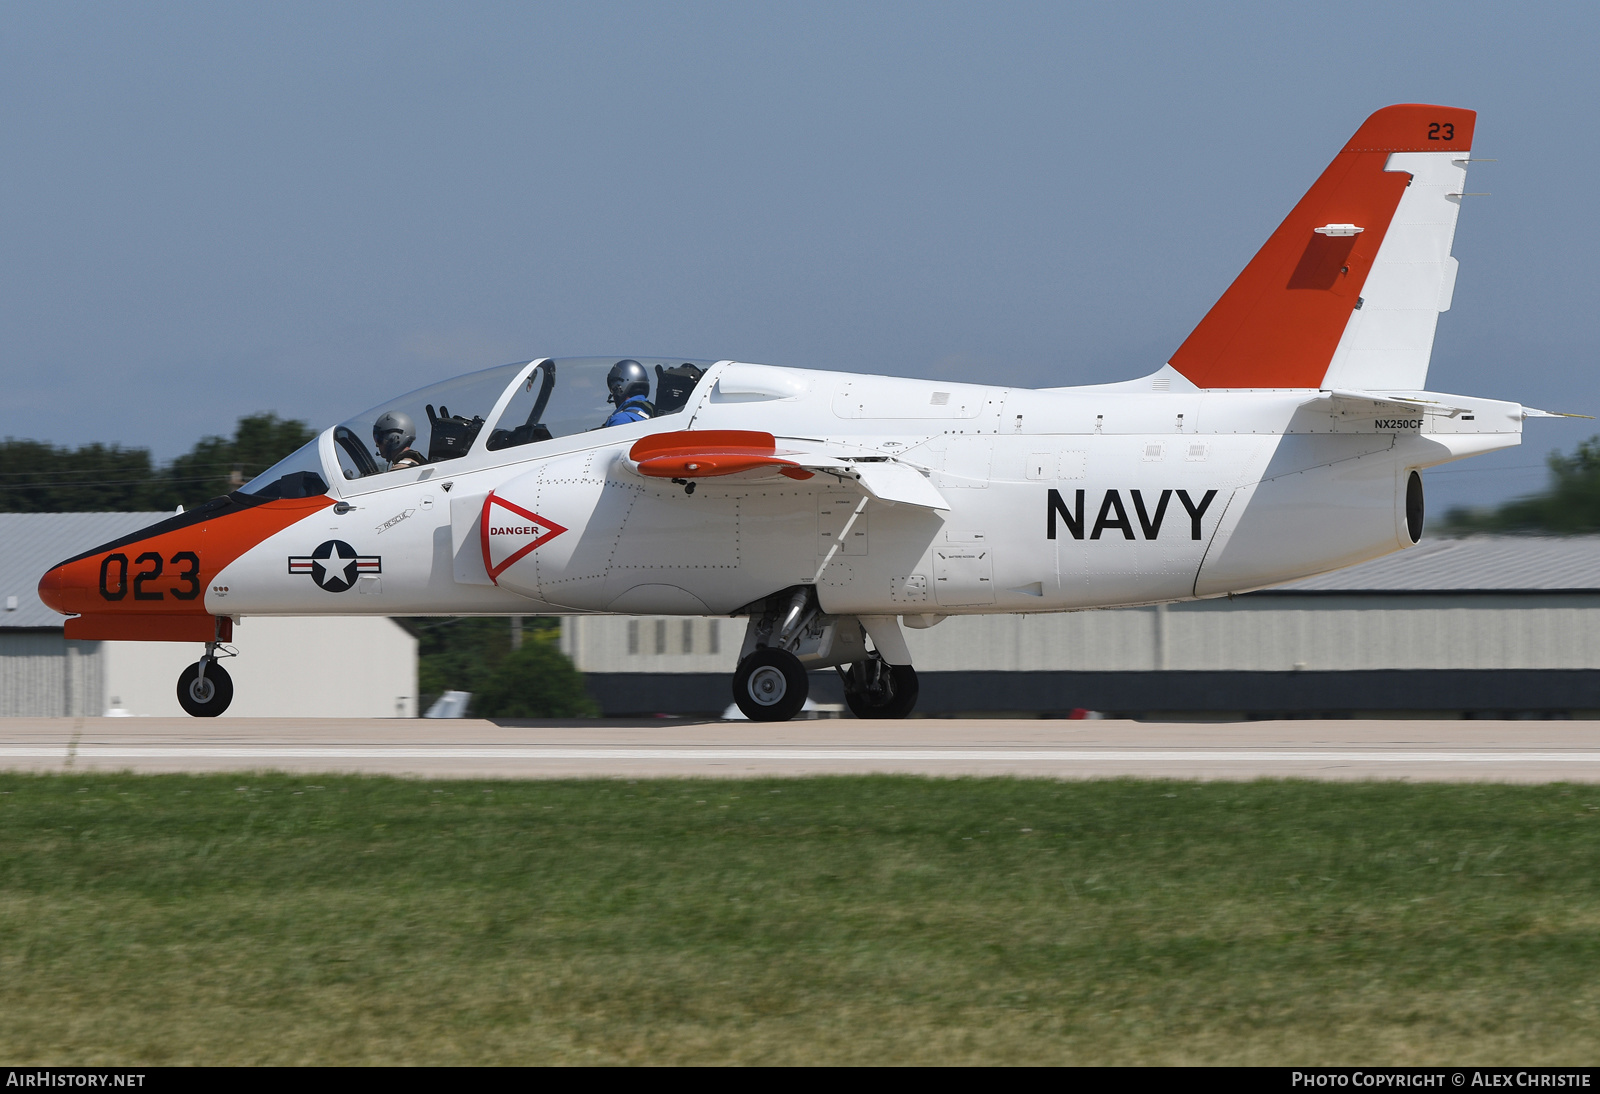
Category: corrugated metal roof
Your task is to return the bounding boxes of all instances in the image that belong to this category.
[1273,535,1600,593]
[0,512,170,628]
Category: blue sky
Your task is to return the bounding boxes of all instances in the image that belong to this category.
[3,2,1597,514]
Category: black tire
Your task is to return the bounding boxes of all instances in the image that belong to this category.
[841,660,919,719]
[732,648,809,722]
[176,658,233,718]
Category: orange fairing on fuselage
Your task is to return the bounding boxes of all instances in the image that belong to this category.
[1169,104,1476,390]
[38,493,335,641]
[629,430,815,480]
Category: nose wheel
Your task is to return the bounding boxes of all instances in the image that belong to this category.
[177,655,234,717]
[732,648,809,722]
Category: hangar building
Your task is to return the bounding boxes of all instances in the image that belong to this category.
[0,513,417,718]
[561,536,1600,719]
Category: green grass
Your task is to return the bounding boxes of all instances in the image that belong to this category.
[2,774,1599,1064]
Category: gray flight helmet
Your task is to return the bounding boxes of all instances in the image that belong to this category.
[372,410,416,461]
[607,359,651,405]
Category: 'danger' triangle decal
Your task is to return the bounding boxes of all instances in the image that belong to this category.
[480,493,569,582]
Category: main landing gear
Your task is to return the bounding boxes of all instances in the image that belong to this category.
[838,656,919,720]
[730,588,920,722]
[177,621,237,717]
[732,647,810,722]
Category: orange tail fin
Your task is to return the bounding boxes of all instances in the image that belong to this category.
[1169,104,1475,389]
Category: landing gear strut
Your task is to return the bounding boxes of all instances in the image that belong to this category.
[177,623,237,717]
[730,588,921,722]
[838,656,919,719]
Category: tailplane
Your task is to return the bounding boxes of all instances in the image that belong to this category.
[1169,104,1476,391]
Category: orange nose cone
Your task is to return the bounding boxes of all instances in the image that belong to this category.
[37,563,69,616]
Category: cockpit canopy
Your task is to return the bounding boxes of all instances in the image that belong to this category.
[241,356,712,498]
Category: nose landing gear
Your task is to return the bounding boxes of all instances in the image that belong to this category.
[177,622,238,717]
[177,656,234,717]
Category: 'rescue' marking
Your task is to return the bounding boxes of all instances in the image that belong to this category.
[375,509,415,534]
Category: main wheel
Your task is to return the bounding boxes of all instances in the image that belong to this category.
[732,648,809,722]
[841,660,919,719]
[176,658,234,718]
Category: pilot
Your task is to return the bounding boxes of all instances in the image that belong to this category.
[373,410,427,470]
[601,359,655,427]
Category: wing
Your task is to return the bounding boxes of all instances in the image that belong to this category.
[624,430,950,510]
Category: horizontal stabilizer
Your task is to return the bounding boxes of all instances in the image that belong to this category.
[1521,407,1594,420]
[1305,389,1592,424]
[1313,388,1476,416]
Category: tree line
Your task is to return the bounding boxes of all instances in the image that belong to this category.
[0,413,315,512]
[1444,436,1600,534]
[407,616,598,718]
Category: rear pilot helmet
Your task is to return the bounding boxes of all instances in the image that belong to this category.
[606,359,651,405]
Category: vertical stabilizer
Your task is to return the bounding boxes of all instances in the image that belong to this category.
[1169,104,1475,390]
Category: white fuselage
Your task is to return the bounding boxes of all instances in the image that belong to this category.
[204,361,1524,623]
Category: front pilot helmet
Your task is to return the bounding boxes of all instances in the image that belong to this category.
[372,410,417,461]
[606,359,651,405]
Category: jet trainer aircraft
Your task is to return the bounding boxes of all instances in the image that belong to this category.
[39,104,1558,720]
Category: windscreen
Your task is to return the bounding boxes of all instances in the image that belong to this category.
[239,437,329,499]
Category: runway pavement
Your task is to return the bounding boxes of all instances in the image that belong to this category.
[1,717,1599,781]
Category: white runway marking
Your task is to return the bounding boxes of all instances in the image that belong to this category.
[6,719,1599,781]
[6,747,1600,764]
